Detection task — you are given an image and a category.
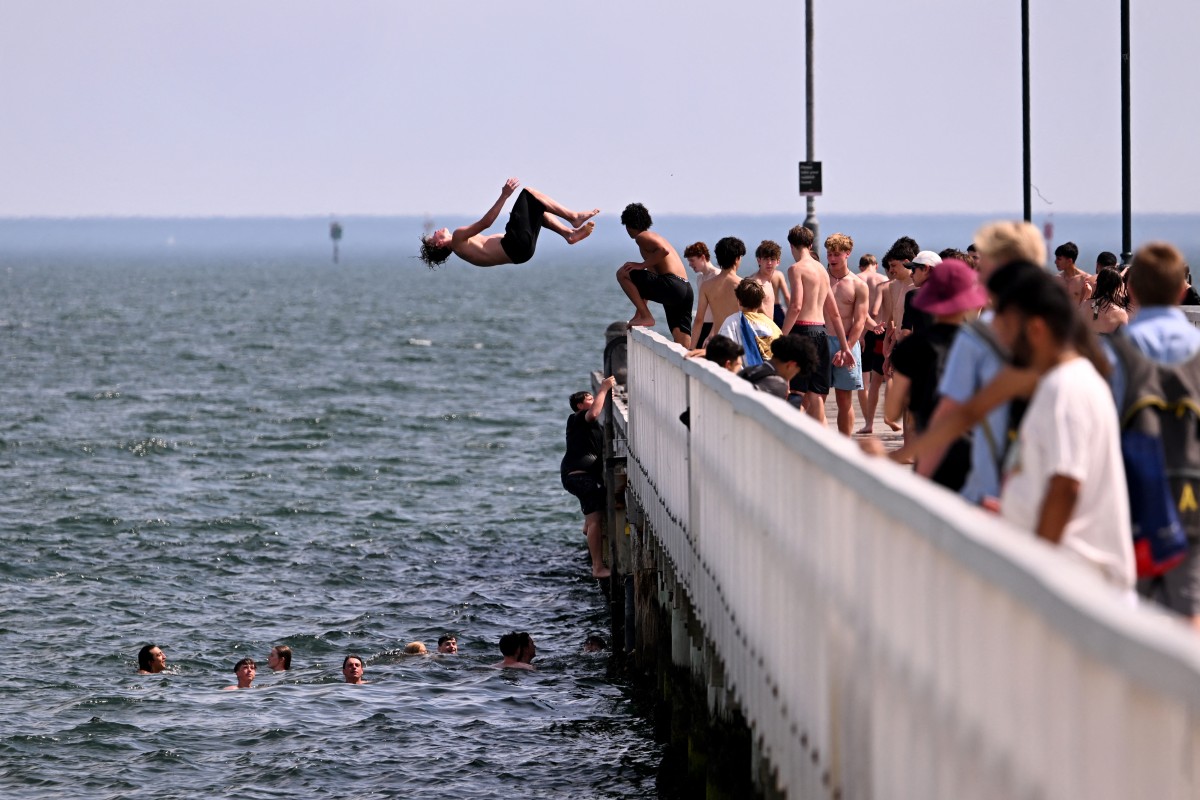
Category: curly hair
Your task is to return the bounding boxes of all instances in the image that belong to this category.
[755,240,782,261]
[683,241,710,260]
[620,203,653,232]
[714,236,746,269]
[419,235,453,269]
[824,233,853,254]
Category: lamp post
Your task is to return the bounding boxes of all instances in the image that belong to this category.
[803,0,819,243]
[1120,0,1132,264]
[1021,0,1032,223]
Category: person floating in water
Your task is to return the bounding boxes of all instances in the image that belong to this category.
[137,644,167,674]
[419,178,599,268]
[223,658,256,690]
[267,645,291,671]
[437,635,458,654]
[342,654,368,684]
[493,632,536,670]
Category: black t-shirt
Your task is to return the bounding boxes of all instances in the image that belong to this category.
[560,410,603,478]
[901,291,933,337]
[889,322,962,431]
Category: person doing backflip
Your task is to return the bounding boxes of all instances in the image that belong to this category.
[418,178,599,268]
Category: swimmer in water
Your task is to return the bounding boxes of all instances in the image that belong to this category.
[223,658,256,690]
[267,645,291,671]
[418,178,598,268]
[493,632,535,670]
[437,635,458,655]
[137,644,167,674]
[342,654,368,684]
[403,642,427,655]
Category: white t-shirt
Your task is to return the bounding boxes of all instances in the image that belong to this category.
[1000,357,1134,590]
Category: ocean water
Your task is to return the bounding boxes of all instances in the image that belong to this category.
[0,243,659,799]
[3,212,1198,798]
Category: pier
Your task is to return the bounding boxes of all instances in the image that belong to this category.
[600,326,1200,800]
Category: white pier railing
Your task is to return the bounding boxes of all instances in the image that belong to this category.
[624,326,1200,800]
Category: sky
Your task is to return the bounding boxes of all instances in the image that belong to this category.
[2,0,1197,217]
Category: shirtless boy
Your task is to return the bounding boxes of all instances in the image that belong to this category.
[879,238,920,432]
[690,237,745,349]
[856,254,890,433]
[825,234,869,436]
[418,178,598,268]
[780,225,853,423]
[748,240,790,323]
[493,632,536,670]
[617,203,694,347]
[1054,241,1094,306]
[684,242,721,345]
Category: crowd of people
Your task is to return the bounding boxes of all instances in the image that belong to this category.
[136,631,608,686]
[415,180,1199,628]
[551,202,1200,629]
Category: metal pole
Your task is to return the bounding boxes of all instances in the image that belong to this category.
[1120,0,1132,264]
[1022,0,1032,223]
[803,0,819,244]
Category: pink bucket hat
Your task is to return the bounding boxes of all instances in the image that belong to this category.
[912,258,988,315]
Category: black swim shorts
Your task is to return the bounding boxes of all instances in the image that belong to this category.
[628,270,694,337]
[863,330,885,375]
[500,189,547,264]
[562,471,605,516]
[788,324,831,396]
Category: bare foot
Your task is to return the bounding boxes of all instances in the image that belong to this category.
[571,208,600,227]
[566,220,595,245]
[884,418,903,432]
[626,313,655,329]
[856,426,874,435]
[592,565,611,579]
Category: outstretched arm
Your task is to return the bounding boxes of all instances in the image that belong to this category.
[888,365,1038,466]
[458,178,519,240]
[586,376,618,422]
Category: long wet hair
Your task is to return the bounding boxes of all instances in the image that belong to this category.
[419,235,452,269]
[1092,268,1128,311]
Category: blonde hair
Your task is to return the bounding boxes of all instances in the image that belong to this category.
[973,221,1046,267]
[824,233,854,254]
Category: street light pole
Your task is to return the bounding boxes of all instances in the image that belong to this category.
[1021,0,1032,223]
[1120,0,1132,264]
[803,0,819,244]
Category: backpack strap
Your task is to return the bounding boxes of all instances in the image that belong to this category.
[961,319,1008,467]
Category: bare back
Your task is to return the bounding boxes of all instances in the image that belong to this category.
[637,231,688,280]
[783,255,831,333]
[700,271,743,338]
[859,269,889,328]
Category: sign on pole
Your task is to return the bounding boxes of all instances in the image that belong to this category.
[798,161,823,196]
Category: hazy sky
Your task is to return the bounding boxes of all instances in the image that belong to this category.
[3,1,1196,217]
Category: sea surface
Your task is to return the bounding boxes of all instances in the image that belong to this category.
[2,212,1198,798]
[0,240,658,799]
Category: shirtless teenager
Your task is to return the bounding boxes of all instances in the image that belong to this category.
[780,225,853,423]
[856,254,890,433]
[1054,241,1094,307]
[689,237,746,349]
[418,178,598,268]
[825,234,869,436]
[748,240,790,322]
[617,203,694,347]
[879,237,921,432]
[684,242,721,345]
[493,632,536,670]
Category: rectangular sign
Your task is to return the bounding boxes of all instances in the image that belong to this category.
[798,161,822,196]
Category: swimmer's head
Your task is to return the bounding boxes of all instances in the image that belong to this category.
[138,644,166,673]
[403,641,427,655]
[342,654,365,683]
[583,634,607,653]
[268,645,292,671]
[437,635,458,654]
[419,231,453,269]
[620,203,652,235]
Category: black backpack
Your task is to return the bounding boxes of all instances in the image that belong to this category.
[1108,334,1200,577]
